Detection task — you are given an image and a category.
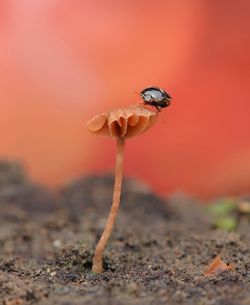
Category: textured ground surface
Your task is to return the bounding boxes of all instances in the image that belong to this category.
[0,162,249,305]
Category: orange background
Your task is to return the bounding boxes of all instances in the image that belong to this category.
[1,1,250,198]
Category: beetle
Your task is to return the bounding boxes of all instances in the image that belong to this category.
[140,87,172,111]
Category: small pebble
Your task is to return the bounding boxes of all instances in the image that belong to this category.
[53,240,62,248]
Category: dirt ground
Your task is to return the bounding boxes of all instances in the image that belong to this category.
[0,161,249,305]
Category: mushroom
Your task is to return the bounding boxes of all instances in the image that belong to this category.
[86,104,159,273]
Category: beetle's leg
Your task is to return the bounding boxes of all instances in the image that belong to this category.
[154,105,161,112]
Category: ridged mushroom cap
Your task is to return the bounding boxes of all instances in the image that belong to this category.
[86,104,158,139]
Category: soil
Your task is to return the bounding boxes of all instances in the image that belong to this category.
[0,161,249,305]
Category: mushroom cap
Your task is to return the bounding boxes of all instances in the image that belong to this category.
[86,104,158,139]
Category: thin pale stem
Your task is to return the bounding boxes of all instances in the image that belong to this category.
[92,137,125,273]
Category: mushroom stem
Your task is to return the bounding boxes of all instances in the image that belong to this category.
[92,137,125,273]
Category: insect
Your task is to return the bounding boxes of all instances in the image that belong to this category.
[140,87,172,111]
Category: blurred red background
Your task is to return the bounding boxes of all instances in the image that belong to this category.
[1,0,250,198]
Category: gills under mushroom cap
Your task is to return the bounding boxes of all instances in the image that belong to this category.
[86,104,158,139]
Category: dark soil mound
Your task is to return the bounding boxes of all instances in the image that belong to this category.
[0,161,249,305]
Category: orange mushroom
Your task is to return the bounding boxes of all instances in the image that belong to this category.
[86,104,158,273]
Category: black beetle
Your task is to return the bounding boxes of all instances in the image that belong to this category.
[140,87,172,111]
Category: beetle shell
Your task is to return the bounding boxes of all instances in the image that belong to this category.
[140,87,171,111]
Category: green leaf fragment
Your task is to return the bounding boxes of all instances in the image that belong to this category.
[207,198,237,216]
[214,216,237,231]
